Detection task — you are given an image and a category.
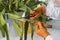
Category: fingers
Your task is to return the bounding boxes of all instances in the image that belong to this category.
[41,5,46,14]
[35,21,50,38]
[37,21,43,29]
[35,21,43,32]
[33,12,41,19]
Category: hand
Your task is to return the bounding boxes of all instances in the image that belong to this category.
[30,10,41,20]
[30,6,42,20]
[30,5,46,20]
[35,21,50,38]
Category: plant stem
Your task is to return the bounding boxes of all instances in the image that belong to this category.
[9,4,11,12]
[24,21,29,40]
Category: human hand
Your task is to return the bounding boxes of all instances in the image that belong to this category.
[35,21,50,38]
[30,5,46,20]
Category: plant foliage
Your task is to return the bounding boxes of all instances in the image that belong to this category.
[0,0,47,40]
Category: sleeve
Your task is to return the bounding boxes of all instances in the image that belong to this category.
[45,35,53,40]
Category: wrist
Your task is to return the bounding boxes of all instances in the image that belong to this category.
[45,35,53,40]
[44,32,50,38]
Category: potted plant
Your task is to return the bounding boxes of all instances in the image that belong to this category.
[0,0,47,40]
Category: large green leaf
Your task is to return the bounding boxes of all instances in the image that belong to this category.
[8,13,20,19]
[3,24,9,40]
[25,6,30,18]
[0,14,5,26]
[8,13,25,22]
[0,13,9,40]
[26,1,47,9]
[19,7,27,12]
[0,21,5,37]
[0,22,9,40]
[19,2,24,7]
[12,19,22,36]
[15,0,19,10]
[23,0,31,5]
[1,9,5,15]
[0,21,9,40]
[0,0,2,3]
[13,11,19,15]
[17,18,25,22]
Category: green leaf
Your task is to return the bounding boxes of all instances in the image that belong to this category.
[0,17,9,40]
[8,13,20,19]
[14,11,19,15]
[12,19,22,36]
[0,9,9,40]
[0,0,2,3]
[19,7,27,12]
[0,14,5,26]
[25,6,30,18]
[8,13,25,22]
[0,12,9,40]
[25,0,30,4]
[27,1,47,9]
[19,2,24,7]
[0,21,5,37]
[24,21,29,40]
[15,0,19,10]
[3,24,9,40]
[1,9,5,15]
[18,18,25,22]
